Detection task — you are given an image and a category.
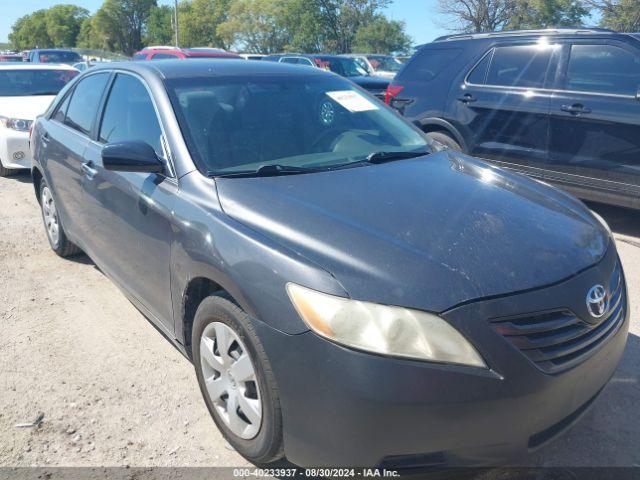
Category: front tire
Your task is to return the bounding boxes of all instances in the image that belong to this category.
[39,179,82,257]
[193,296,284,464]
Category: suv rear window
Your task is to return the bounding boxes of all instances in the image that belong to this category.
[485,45,554,88]
[566,44,640,96]
[403,49,462,81]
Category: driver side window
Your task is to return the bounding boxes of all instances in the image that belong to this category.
[99,74,164,159]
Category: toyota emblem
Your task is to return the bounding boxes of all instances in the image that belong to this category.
[586,285,608,319]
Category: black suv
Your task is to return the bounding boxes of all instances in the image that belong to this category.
[387,28,640,210]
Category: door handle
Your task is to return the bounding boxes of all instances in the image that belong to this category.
[81,162,97,179]
[457,94,477,104]
[40,133,50,145]
[561,104,591,115]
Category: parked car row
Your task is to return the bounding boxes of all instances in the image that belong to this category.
[0,64,78,176]
[262,53,391,98]
[386,28,640,210]
[25,39,629,471]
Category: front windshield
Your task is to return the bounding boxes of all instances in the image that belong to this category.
[316,57,369,77]
[38,51,82,64]
[166,75,429,175]
[0,69,79,96]
[368,55,402,72]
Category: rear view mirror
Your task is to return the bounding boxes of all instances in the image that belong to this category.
[102,141,164,174]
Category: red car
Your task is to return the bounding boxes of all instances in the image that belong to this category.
[133,46,241,61]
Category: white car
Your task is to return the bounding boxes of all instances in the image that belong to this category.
[0,64,78,176]
[339,54,403,79]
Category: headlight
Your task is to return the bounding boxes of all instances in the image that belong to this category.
[0,116,33,132]
[286,283,486,368]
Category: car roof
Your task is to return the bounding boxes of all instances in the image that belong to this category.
[33,48,79,53]
[0,63,77,71]
[430,27,620,44]
[92,58,334,80]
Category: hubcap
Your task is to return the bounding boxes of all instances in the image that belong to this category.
[41,187,60,246]
[200,322,262,439]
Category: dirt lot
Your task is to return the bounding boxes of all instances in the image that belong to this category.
[1,171,639,470]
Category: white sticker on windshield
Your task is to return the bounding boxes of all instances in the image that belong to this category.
[326,90,379,112]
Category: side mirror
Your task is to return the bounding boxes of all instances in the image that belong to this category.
[102,141,164,174]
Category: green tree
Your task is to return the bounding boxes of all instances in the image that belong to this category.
[280,0,325,52]
[315,0,392,53]
[147,4,174,45]
[218,0,292,53]
[353,16,412,53]
[94,0,157,55]
[178,0,231,48]
[589,0,640,31]
[507,0,588,29]
[437,0,517,32]
[44,4,90,47]
[9,10,52,50]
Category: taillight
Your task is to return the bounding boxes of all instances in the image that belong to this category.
[385,83,404,105]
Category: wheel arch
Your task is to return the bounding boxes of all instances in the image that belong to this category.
[180,276,233,359]
[417,118,468,152]
[31,166,44,204]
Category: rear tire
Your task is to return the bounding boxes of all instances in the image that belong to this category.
[39,179,82,258]
[426,131,463,151]
[193,296,284,464]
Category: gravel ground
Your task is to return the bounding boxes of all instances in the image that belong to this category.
[0,171,638,472]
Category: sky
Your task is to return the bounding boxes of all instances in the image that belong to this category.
[0,0,449,45]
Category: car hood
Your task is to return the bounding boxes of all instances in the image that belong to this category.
[216,152,608,313]
[349,75,390,91]
[0,96,56,120]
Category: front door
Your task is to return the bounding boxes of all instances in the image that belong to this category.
[548,41,640,191]
[81,73,176,331]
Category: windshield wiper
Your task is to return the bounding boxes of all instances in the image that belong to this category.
[366,150,430,164]
[31,91,59,96]
[212,164,319,178]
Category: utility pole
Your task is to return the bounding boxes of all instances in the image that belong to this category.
[174,0,180,47]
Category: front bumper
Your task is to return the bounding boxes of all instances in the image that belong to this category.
[253,246,629,468]
[0,129,31,169]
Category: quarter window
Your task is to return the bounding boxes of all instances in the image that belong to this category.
[402,49,461,81]
[486,45,554,88]
[99,74,163,156]
[566,44,640,96]
[52,93,71,123]
[467,50,492,84]
[64,73,110,135]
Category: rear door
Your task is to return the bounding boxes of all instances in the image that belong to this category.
[449,43,559,170]
[40,72,110,242]
[548,40,640,193]
[81,72,177,331]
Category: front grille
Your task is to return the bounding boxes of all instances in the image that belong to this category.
[490,263,626,374]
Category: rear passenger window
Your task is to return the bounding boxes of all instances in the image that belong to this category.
[403,49,461,81]
[566,44,640,96]
[99,74,163,155]
[486,45,554,88]
[64,73,109,135]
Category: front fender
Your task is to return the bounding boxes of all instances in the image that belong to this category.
[171,172,348,340]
